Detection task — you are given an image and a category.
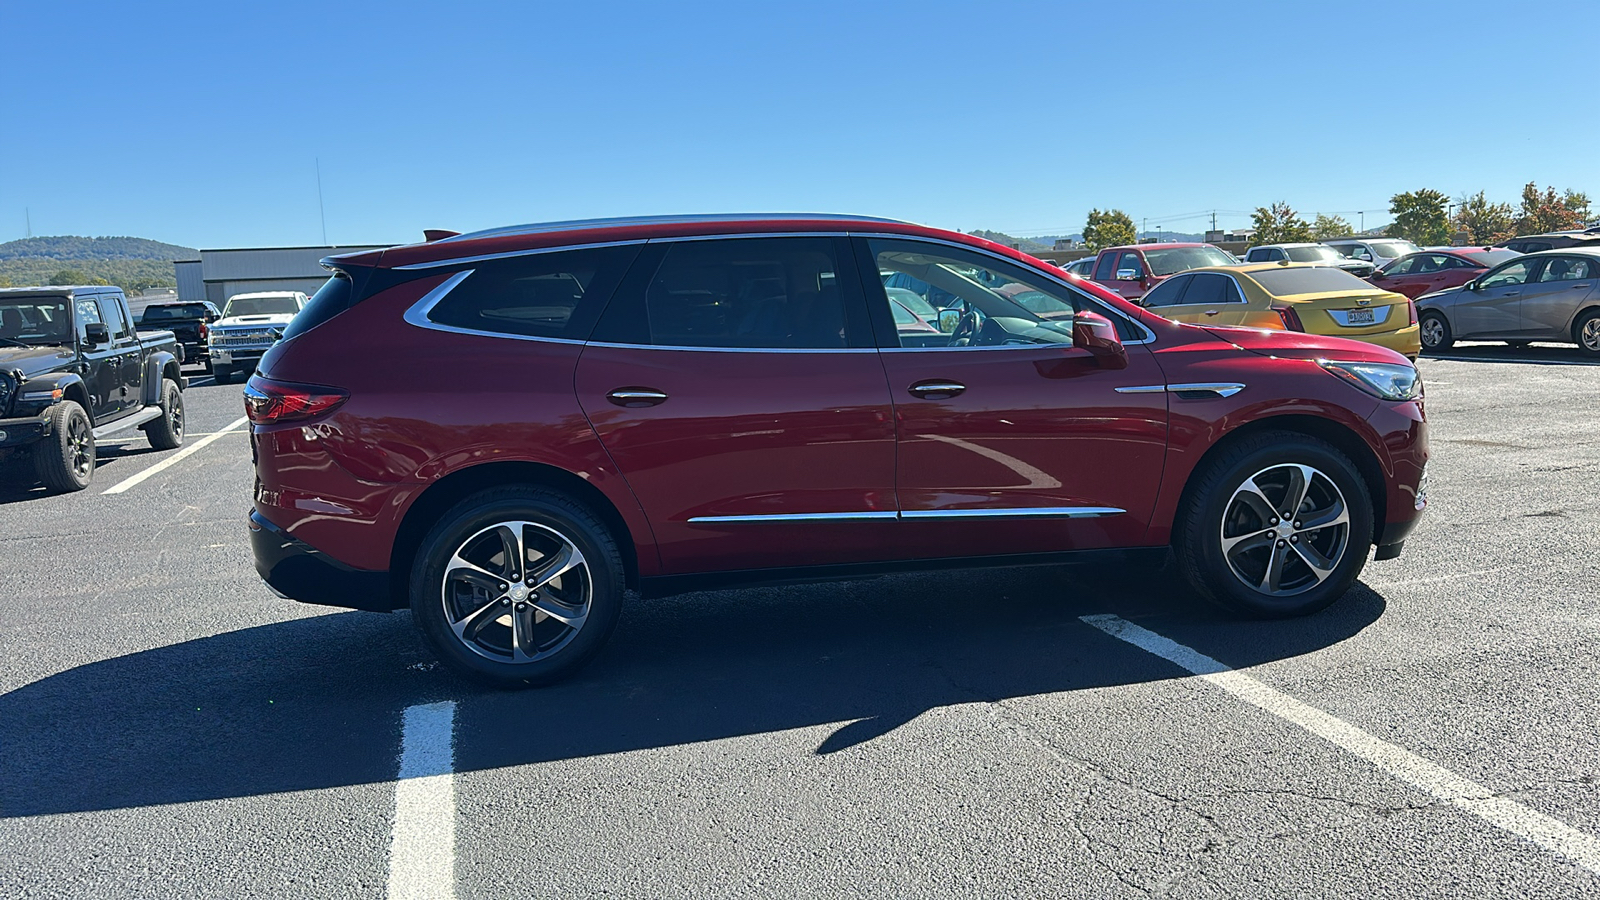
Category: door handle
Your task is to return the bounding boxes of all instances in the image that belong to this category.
[1202,309,1220,316]
[908,380,965,399]
[606,388,668,408]
[1504,291,1520,296]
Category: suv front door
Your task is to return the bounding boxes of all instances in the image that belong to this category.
[575,236,898,574]
[97,292,141,415]
[859,237,1167,559]
[72,295,121,421]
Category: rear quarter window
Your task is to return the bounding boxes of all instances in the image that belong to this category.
[280,274,354,342]
[425,245,639,340]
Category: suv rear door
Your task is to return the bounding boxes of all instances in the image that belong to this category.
[575,236,898,574]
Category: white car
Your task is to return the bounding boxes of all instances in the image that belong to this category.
[1323,237,1423,269]
[208,291,307,384]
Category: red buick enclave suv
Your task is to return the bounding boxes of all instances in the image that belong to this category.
[247,214,1428,686]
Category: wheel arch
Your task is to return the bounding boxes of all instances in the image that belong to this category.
[387,461,641,611]
[1174,414,1388,546]
[1571,305,1600,344]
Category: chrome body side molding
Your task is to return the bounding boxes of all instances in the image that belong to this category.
[1115,383,1245,398]
[689,507,1125,524]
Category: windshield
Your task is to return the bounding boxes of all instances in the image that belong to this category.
[1464,249,1522,267]
[1251,266,1372,295]
[1369,240,1421,258]
[0,298,72,344]
[223,295,300,317]
[141,304,211,321]
[1284,246,1345,263]
[1142,246,1236,276]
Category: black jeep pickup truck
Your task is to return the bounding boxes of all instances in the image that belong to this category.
[138,300,220,373]
[0,286,187,491]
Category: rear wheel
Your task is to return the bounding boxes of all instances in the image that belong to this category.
[1176,431,1373,618]
[34,401,95,492]
[409,487,625,687]
[1419,311,1453,352]
[1576,309,1600,358]
[144,379,185,450]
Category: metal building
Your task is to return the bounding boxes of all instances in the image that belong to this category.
[173,245,387,305]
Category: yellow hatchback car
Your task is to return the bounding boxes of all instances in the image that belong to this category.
[1138,262,1422,358]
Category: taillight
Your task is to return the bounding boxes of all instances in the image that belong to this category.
[1406,300,1418,325]
[1271,306,1305,332]
[198,322,209,340]
[243,376,348,425]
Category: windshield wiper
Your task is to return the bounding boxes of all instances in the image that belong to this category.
[0,336,36,348]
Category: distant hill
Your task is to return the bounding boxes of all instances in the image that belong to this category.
[0,235,196,293]
[968,230,1053,253]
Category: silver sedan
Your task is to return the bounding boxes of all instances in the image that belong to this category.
[1417,247,1600,356]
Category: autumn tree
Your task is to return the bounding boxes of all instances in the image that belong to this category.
[1387,189,1451,246]
[1311,214,1353,240]
[1082,208,1137,251]
[1251,202,1312,244]
[1453,191,1515,245]
[1515,182,1588,235]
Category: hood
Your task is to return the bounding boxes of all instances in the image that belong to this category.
[1197,323,1410,365]
[1414,284,1464,307]
[0,344,76,380]
[215,313,294,327]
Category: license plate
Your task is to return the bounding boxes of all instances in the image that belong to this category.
[1345,308,1375,325]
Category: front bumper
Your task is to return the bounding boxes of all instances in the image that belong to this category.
[211,347,270,365]
[0,412,50,450]
[248,510,394,612]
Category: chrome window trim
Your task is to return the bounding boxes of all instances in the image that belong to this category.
[688,507,1124,524]
[851,231,1156,345]
[393,238,647,271]
[587,340,877,354]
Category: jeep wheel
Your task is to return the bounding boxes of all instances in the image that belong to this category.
[35,400,95,492]
[410,487,625,687]
[145,379,185,450]
[1176,431,1373,618]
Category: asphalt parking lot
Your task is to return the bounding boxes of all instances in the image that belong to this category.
[1,346,1597,899]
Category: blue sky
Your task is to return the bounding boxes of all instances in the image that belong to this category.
[4,1,1596,249]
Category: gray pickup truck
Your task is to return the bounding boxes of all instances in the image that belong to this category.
[0,285,187,491]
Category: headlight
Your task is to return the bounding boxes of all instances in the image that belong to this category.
[1318,359,1421,401]
[0,372,13,417]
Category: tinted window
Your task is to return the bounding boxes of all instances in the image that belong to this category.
[1414,254,1449,274]
[97,295,130,339]
[1142,246,1235,275]
[75,296,103,341]
[1180,273,1235,306]
[428,246,635,340]
[1537,257,1596,281]
[0,297,70,343]
[224,294,301,316]
[869,239,1132,348]
[1480,260,1535,289]
[1245,248,1270,262]
[281,274,353,341]
[1114,252,1144,279]
[645,238,847,349]
[1251,267,1370,295]
[1093,252,1118,281]
[1370,240,1422,257]
[1383,255,1419,276]
[1140,274,1192,308]
[1284,246,1343,263]
[140,304,211,321]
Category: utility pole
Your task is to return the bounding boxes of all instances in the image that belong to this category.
[1211,210,1218,233]
[1360,211,1365,233]
[315,158,328,245]
[1142,217,1147,240]
[25,207,31,238]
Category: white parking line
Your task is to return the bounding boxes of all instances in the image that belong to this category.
[101,415,249,495]
[390,701,458,900]
[1080,614,1600,876]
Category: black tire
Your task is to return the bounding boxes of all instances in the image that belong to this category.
[212,364,233,385]
[201,357,213,374]
[1175,431,1373,618]
[1575,309,1600,358]
[1419,311,1454,352]
[144,379,185,450]
[33,401,95,492]
[409,486,625,687]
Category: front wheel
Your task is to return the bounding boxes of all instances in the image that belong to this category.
[409,487,625,687]
[1176,431,1373,618]
[1576,309,1600,358]
[1419,311,1453,352]
[34,401,95,492]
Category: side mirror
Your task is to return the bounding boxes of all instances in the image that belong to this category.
[1464,279,1480,292]
[1370,271,1385,280]
[1072,310,1128,370]
[1115,269,1139,280]
[83,323,110,346]
[937,308,961,334]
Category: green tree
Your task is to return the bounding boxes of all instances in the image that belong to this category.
[49,268,90,285]
[1311,214,1353,240]
[1387,189,1451,245]
[0,276,11,288]
[1515,182,1587,235]
[1082,208,1137,251]
[1453,191,1515,245]
[1251,202,1312,244]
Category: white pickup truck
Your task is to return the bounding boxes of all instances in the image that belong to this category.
[208,291,307,384]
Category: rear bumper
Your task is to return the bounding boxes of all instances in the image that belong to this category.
[248,510,395,612]
[1329,323,1421,358]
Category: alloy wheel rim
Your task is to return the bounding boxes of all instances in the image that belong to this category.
[1583,319,1600,351]
[1421,317,1444,347]
[68,416,91,477]
[1219,463,1350,597]
[170,400,184,439]
[440,520,592,663]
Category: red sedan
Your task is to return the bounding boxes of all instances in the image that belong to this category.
[1368,247,1522,299]
[246,214,1428,686]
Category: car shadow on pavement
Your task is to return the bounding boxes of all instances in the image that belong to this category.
[0,445,150,505]
[1424,343,1600,365]
[0,563,1386,818]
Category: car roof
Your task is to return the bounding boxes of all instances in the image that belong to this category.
[1249,243,1331,249]
[1514,246,1600,258]
[1101,242,1211,252]
[227,291,305,299]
